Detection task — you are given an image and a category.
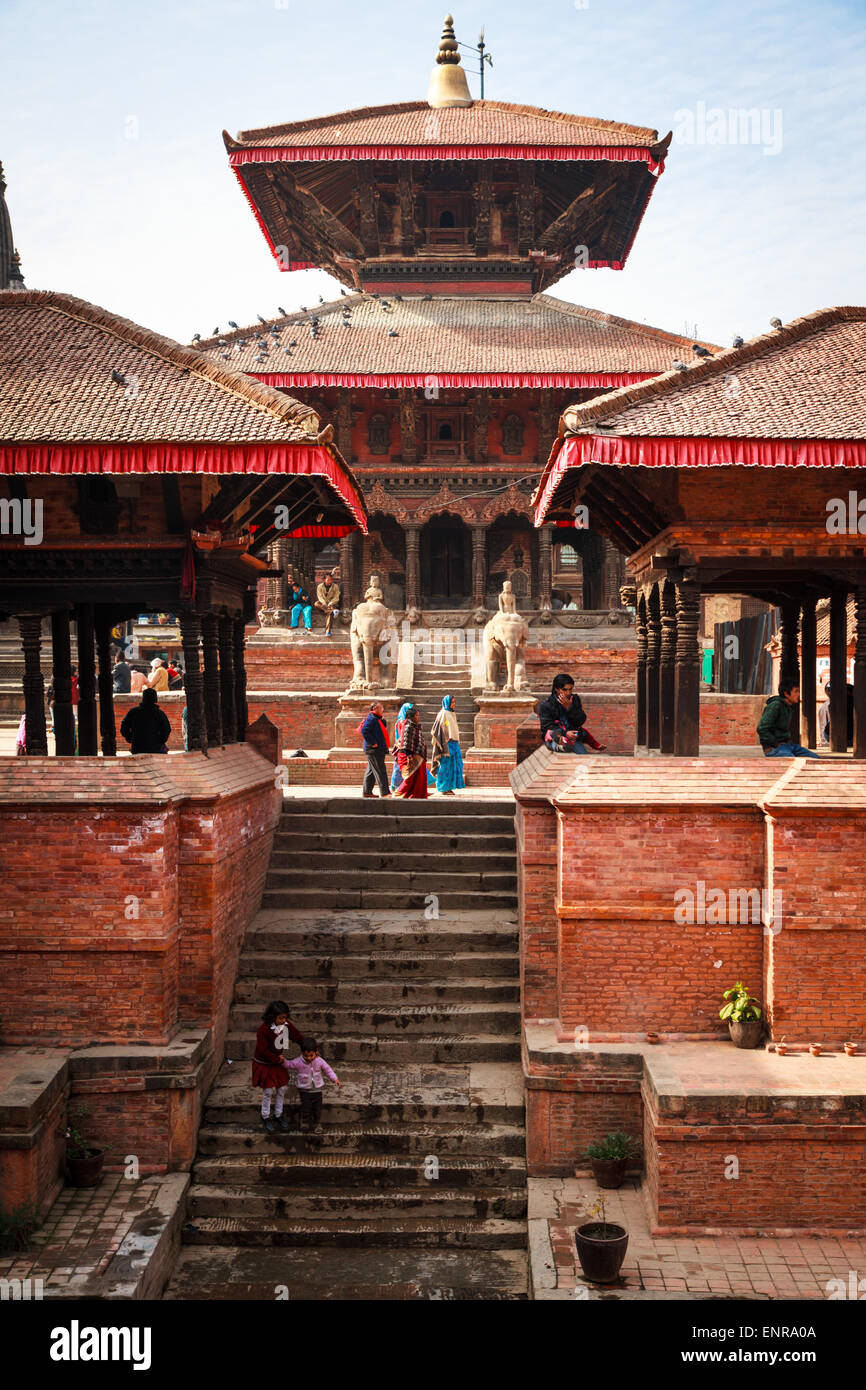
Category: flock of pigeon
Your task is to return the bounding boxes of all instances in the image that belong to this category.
[670,317,785,373]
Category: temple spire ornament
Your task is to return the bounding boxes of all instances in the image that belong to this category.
[1,161,26,290]
[427,14,473,108]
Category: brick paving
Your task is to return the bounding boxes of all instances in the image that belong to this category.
[0,1175,166,1293]
[531,1176,866,1299]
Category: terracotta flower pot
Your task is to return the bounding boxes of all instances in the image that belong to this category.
[809,1043,822,1057]
[590,1157,628,1190]
[574,1222,629,1284]
[844,1043,858,1057]
[645,1032,660,1045]
[66,1149,104,1188]
[775,1043,788,1056]
[729,1019,764,1049]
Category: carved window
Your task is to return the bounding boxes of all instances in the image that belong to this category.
[439,209,455,228]
[438,423,453,441]
[367,413,390,456]
[502,414,524,455]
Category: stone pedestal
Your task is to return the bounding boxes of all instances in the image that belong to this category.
[334,692,405,751]
[471,693,538,752]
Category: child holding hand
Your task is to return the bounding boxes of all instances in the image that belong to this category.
[252,999,304,1133]
[284,1037,341,1133]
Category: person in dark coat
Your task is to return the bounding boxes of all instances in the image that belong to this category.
[112,650,131,694]
[538,673,604,753]
[119,687,171,754]
[360,700,391,798]
[757,681,820,757]
[252,1000,304,1133]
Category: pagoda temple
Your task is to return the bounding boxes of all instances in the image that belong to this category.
[203,16,711,621]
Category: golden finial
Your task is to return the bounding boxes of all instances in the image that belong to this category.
[427,14,472,108]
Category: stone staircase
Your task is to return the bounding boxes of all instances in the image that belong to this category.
[165,796,527,1300]
[400,661,473,743]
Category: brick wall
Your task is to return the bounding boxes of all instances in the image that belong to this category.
[113,693,336,751]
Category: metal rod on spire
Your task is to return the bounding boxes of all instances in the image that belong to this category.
[458,25,493,99]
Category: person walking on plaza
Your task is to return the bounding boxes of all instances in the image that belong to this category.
[393,703,428,798]
[757,681,820,757]
[360,699,391,798]
[430,694,465,795]
[289,580,314,632]
[120,687,171,754]
[113,649,131,694]
[252,1000,304,1134]
[314,572,341,636]
[390,701,412,792]
[283,1037,341,1134]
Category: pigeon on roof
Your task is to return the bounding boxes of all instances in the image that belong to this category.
[692,344,712,357]
[732,334,744,348]
[672,360,688,372]
[770,317,783,330]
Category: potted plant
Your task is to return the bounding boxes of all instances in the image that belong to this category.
[574,1195,629,1285]
[583,1132,641,1190]
[65,1105,105,1188]
[720,981,764,1049]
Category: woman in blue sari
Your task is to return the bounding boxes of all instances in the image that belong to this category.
[390,701,413,792]
[430,695,465,795]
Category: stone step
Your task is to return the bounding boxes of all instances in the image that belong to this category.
[191,1152,527,1190]
[244,918,518,955]
[186,1184,527,1221]
[182,1215,526,1250]
[280,832,515,854]
[263,868,518,892]
[268,849,516,873]
[229,1000,521,1035]
[261,888,517,911]
[225,1032,521,1064]
[274,818,515,839]
[232,976,520,1005]
[238,950,519,980]
[279,798,513,818]
[196,1120,526,1158]
[164,1246,528,1299]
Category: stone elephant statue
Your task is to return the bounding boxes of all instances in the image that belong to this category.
[483,610,531,694]
[348,593,395,691]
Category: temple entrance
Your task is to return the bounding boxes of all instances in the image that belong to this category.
[420,514,471,607]
[552,529,606,609]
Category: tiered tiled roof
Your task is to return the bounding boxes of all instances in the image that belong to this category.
[197,295,717,383]
[0,290,327,443]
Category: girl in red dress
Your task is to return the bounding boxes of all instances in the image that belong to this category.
[252,999,304,1133]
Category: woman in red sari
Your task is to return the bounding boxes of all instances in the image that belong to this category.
[393,704,428,799]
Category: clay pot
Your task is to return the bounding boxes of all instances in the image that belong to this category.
[590,1157,628,1190]
[844,1043,858,1057]
[645,1032,660,1045]
[729,1019,764,1049]
[574,1222,629,1284]
[809,1043,822,1057]
[66,1149,105,1188]
[775,1043,789,1056]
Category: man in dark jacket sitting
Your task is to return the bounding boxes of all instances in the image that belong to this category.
[120,687,171,754]
[360,700,391,797]
[756,681,820,757]
[539,673,604,753]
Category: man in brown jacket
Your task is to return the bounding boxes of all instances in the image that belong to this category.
[315,573,341,635]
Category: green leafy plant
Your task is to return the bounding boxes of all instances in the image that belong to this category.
[583,1131,640,1163]
[65,1103,98,1160]
[720,981,762,1024]
[0,1199,40,1254]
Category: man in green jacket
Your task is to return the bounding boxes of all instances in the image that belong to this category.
[757,681,820,757]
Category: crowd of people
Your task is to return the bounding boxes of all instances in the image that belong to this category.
[359,694,466,799]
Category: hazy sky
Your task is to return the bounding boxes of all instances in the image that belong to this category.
[2,0,864,346]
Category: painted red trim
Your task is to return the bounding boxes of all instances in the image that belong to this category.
[230,145,665,173]
[0,442,368,533]
[283,523,355,538]
[252,371,656,390]
[534,434,866,523]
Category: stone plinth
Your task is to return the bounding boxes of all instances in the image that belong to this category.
[0,1048,69,1217]
[472,693,537,752]
[334,693,405,751]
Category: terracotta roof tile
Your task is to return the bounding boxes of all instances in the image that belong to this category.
[0,289,328,444]
[198,294,717,380]
[229,100,661,151]
[557,307,866,440]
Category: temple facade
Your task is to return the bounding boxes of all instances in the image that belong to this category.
[202,17,712,625]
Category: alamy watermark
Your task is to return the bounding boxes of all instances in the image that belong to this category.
[0,497,43,545]
[673,101,783,157]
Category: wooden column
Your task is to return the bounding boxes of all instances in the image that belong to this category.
[233,616,248,742]
[829,585,849,753]
[635,593,648,749]
[659,580,677,755]
[645,584,661,750]
[202,613,222,747]
[800,596,817,749]
[854,583,866,759]
[398,390,418,465]
[95,615,117,757]
[18,614,48,755]
[472,392,489,465]
[778,598,801,746]
[180,611,207,753]
[336,388,353,461]
[471,526,487,609]
[674,577,701,757]
[76,604,98,756]
[51,610,76,756]
[219,615,237,744]
[405,525,420,610]
[538,526,553,611]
